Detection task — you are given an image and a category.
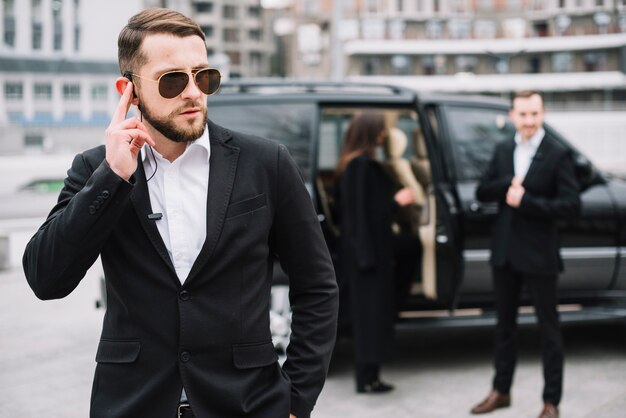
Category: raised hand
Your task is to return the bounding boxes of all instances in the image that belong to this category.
[104,82,155,181]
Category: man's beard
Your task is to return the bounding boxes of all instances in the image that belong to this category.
[140,100,208,143]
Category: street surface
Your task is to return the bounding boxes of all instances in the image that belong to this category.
[1,266,625,418]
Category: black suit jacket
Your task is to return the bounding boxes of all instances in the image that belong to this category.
[476,132,581,276]
[23,120,338,418]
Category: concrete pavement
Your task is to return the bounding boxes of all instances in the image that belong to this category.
[1,265,625,418]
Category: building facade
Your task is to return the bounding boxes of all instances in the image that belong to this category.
[0,0,275,155]
[283,0,626,108]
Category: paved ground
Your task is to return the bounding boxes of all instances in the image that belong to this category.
[1,265,625,418]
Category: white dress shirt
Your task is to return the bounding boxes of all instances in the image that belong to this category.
[141,129,210,284]
[514,127,544,180]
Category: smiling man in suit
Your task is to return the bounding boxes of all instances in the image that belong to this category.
[22,8,337,418]
[470,91,580,418]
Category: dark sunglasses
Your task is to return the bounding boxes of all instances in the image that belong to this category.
[124,68,221,99]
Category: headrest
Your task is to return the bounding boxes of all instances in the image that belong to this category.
[385,127,407,159]
[414,127,428,159]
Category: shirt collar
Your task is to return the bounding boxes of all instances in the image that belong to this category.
[514,127,545,150]
[141,126,211,163]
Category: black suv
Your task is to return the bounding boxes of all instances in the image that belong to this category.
[209,81,626,349]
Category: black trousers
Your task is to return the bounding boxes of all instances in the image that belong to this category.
[491,264,563,406]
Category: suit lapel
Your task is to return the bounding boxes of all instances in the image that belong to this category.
[503,138,515,176]
[187,121,240,282]
[130,157,177,277]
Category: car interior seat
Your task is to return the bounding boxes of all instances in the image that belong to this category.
[384,127,425,235]
[411,127,437,300]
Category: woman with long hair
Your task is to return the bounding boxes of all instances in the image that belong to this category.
[335,111,415,393]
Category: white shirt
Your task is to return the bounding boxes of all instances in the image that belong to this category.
[514,127,544,180]
[141,129,210,284]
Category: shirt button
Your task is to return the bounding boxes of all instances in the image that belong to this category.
[179,290,190,301]
[175,253,182,260]
[180,351,190,363]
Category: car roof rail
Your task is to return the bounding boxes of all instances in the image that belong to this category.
[217,79,410,96]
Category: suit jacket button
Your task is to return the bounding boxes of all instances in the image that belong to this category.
[89,206,96,215]
[102,190,110,198]
[92,200,101,209]
[179,290,190,301]
[180,351,190,363]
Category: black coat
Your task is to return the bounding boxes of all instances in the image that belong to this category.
[22,120,338,418]
[476,133,581,276]
[336,155,396,364]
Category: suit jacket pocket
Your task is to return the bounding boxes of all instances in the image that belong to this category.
[226,193,267,219]
[232,340,277,369]
[95,340,141,364]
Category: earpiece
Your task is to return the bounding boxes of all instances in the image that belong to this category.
[123,72,137,99]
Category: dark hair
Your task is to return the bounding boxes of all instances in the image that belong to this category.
[118,8,205,75]
[335,111,386,176]
[511,90,544,109]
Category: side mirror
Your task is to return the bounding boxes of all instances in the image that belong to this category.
[573,153,603,191]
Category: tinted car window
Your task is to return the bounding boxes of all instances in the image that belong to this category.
[209,103,314,180]
[444,106,515,181]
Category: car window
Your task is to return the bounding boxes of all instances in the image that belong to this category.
[319,107,419,171]
[444,106,515,181]
[209,102,314,180]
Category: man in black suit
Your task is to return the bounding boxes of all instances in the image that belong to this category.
[470,91,580,418]
[22,8,338,418]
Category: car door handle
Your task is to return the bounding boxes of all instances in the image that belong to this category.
[469,202,481,212]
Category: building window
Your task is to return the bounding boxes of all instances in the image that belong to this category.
[74,25,80,51]
[63,83,80,100]
[193,1,213,13]
[425,20,443,39]
[223,5,237,19]
[24,134,45,150]
[363,57,382,75]
[248,5,261,17]
[249,29,262,41]
[595,0,604,6]
[250,52,262,75]
[391,55,412,75]
[583,51,608,71]
[422,56,435,75]
[52,0,63,50]
[53,25,63,50]
[3,0,16,47]
[526,56,541,73]
[32,22,43,49]
[201,25,213,38]
[552,52,573,72]
[91,84,108,101]
[226,51,241,65]
[4,82,23,100]
[224,28,239,42]
[448,19,472,39]
[455,55,477,73]
[73,0,80,51]
[34,83,52,100]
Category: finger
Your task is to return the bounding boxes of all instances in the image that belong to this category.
[126,130,154,147]
[110,82,134,126]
